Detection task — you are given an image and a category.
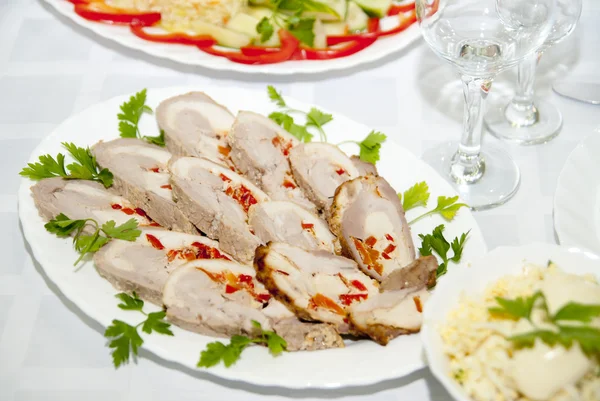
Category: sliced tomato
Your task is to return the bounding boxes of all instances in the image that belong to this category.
[130,21,216,47]
[73,2,161,26]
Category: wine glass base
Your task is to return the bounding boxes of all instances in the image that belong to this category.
[421,142,520,211]
[485,98,563,145]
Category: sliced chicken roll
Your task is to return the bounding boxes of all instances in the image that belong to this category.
[163,259,272,337]
[255,242,379,333]
[169,156,269,263]
[92,138,197,234]
[329,175,415,281]
[380,255,438,291]
[31,178,154,228]
[93,228,233,305]
[156,92,235,167]
[228,111,315,211]
[248,201,339,254]
[289,143,360,211]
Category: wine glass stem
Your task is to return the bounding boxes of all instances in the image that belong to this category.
[505,52,540,127]
[450,76,491,185]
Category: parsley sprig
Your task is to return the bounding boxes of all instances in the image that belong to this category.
[118,89,165,147]
[268,85,332,142]
[267,86,387,164]
[398,182,469,224]
[20,142,113,188]
[45,213,141,265]
[197,320,287,368]
[105,292,174,368]
[489,292,600,356]
[419,224,470,280]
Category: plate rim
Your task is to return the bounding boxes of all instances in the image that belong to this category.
[41,0,423,75]
[421,242,600,401]
[18,85,487,389]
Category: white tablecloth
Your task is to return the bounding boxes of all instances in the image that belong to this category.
[1,0,599,400]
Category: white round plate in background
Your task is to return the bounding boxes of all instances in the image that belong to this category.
[42,0,421,75]
[421,243,600,401]
[554,132,600,255]
[19,86,486,389]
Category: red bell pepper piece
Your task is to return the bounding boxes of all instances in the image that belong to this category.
[304,35,377,60]
[73,2,161,26]
[387,2,416,16]
[198,30,299,65]
[239,46,281,57]
[129,21,216,47]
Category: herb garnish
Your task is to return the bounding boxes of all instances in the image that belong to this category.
[198,320,287,368]
[45,213,141,265]
[418,224,470,280]
[118,89,165,147]
[20,142,113,188]
[105,292,173,368]
[398,182,469,224]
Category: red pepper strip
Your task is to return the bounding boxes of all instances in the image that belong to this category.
[388,2,416,16]
[239,46,281,57]
[198,30,299,65]
[130,22,216,47]
[73,3,161,26]
[326,18,379,46]
[304,35,377,60]
[376,10,417,38]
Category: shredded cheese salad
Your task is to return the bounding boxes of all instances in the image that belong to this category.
[440,264,600,401]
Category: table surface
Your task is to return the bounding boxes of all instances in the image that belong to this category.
[1,1,599,400]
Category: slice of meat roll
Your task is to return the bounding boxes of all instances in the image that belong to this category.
[93,228,233,305]
[228,111,316,212]
[288,143,360,212]
[155,92,235,167]
[248,201,339,254]
[168,156,269,263]
[92,138,197,234]
[329,175,416,281]
[31,178,154,228]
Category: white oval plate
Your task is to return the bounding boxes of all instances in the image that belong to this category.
[421,243,600,401]
[18,86,486,389]
[42,0,421,75]
[554,133,600,255]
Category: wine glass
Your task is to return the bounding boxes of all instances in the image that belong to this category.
[484,0,582,145]
[416,0,555,210]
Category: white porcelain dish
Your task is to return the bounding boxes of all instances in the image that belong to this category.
[42,0,421,75]
[18,86,486,389]
[554,133,600,255]
[421,242,600,401]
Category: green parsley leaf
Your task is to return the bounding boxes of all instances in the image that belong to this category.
[288,123,313,142]
[20,143,113,188]
[144,130,165,147]
[418,224,469,280]
[256,17,275,42]
[105,319,144,368]
[269,112,313,142]
[489,292,543,321]
[117,89,164,147]
[306,108,333,128]
[198,342,228,368]
[553,303,600,323]
[399,181,430,212]
[358,131,387,164]
[267,85,286,107]
[142,311,174,336]
[288,18,315,47]
[101,219,142,241]
[265,330,287,355]
[116,292,144,311]
[44,213,87,237]
[508,329,560,349]
[557,325,600,354]
[409,195,468,225]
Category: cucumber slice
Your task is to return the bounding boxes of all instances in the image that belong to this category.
[189,21,252,48]
[346,1,369,32]
[303,0,347,22]
[313,19,327,49]
[353,0,391,18]
[226,13,261,37]
[323,22,348,36]
[245,6,274,20]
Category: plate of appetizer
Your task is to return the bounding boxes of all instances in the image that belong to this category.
[422,243,600,401]
[42,0,432,74]
[554,132,600,256]
[19,85,486,388]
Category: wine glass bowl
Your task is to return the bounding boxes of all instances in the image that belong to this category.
[415,0,555,210]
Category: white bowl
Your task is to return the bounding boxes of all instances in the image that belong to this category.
[421,243,600,401]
